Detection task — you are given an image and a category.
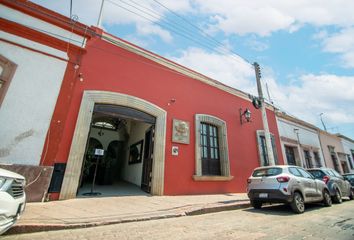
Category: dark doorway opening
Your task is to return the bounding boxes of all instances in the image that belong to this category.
[77,104,155,197]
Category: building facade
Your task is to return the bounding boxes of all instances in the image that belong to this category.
[1,0,284,201]
[318,130,349,174]
[337,134,354,173]
[276,112,325,168]
[0,0,92,201]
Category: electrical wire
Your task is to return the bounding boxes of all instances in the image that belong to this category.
[104,0,253,67]
[150,0,254,65]
[9,0,255,68]
[10,20,251,102]
[117,0,242,61]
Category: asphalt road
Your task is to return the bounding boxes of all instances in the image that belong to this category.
[4,200,354,240]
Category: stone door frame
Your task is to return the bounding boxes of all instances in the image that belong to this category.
[59,90,167,200]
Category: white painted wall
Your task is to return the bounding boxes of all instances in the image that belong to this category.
[277,118,325,167]
[121,121,151,186]
[340,138,354,173]
[0,33,67,165]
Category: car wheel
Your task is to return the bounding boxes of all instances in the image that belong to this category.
[349,189,354,200]
[322,190,332,207]
[251,200,262,209]
[291,192,305,214]
[332,189,342,204]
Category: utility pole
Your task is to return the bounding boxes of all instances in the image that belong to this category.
[97,0,105,28]
[254,62,275,166]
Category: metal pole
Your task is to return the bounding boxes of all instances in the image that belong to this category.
[319,113,327,131]
[254,62,275,166]
[97,0,105,28]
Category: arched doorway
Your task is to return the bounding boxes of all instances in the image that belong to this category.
[60,91,167,200]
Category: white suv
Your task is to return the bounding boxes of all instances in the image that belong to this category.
[247,165,332,213]
[0,168,26,235]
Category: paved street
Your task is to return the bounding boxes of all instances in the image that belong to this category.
[4,201,354,240]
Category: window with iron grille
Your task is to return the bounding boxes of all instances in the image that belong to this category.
[200,122,221,175]
[194,114,231,179]
[304,150,313,168]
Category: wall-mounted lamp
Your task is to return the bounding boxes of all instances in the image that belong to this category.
[240,108,252,125]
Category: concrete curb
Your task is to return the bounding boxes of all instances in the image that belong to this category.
[5,201,250,235]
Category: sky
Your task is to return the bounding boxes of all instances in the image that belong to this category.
[32,0,354,139]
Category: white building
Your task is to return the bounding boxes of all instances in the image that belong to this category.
[0,1,89,201]
[276,112,325,168]
[337,134,354,173]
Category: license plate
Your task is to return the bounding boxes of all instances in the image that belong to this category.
[259,193,268,198]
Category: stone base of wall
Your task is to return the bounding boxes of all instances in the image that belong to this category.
[0,164,53,202]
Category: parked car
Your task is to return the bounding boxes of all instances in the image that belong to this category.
[342,173,354,191]
[247,165,332,214]
[307,168,353,203]
[0,168,26,235]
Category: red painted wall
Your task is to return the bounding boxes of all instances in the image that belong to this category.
[45,34,284,197]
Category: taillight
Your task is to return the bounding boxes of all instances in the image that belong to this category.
[323,175,330,184]
[277,176,290,183]
[247,178,251,184]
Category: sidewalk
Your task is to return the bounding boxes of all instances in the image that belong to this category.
[7,193,250,235]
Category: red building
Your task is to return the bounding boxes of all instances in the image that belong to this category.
[1,0,284,201]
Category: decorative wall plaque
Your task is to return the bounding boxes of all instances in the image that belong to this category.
[172,119,190,144]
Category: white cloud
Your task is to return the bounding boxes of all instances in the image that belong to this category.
[170,48,256,94]
[171,48,354,128]
[322,28,354,68]
[31,0,192,42]
[136,23,172,42]
[245,38,269,52]
[193,0,354,36]
[268,74,354,125]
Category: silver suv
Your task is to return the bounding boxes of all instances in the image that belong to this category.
[247,165,332,213]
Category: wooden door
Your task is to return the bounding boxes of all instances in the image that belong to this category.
[141,126,154,193]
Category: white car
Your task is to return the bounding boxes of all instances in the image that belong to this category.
[0,168,26,235]
[247,165,332,213]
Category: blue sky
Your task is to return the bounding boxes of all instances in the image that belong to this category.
[32,0,354,139]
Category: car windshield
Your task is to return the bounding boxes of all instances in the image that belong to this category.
[343,174,354,180]
[308,170,325,179]
[343,174,354,184]
[252,167,282,177]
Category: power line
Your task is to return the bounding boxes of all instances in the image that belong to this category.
[105,0,252,67]
[13,21,244,92]
[6,0,255,95]
[121,0,242,61]
[150,0,253,65]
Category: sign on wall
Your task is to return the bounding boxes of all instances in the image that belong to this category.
[172,119,190,144]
